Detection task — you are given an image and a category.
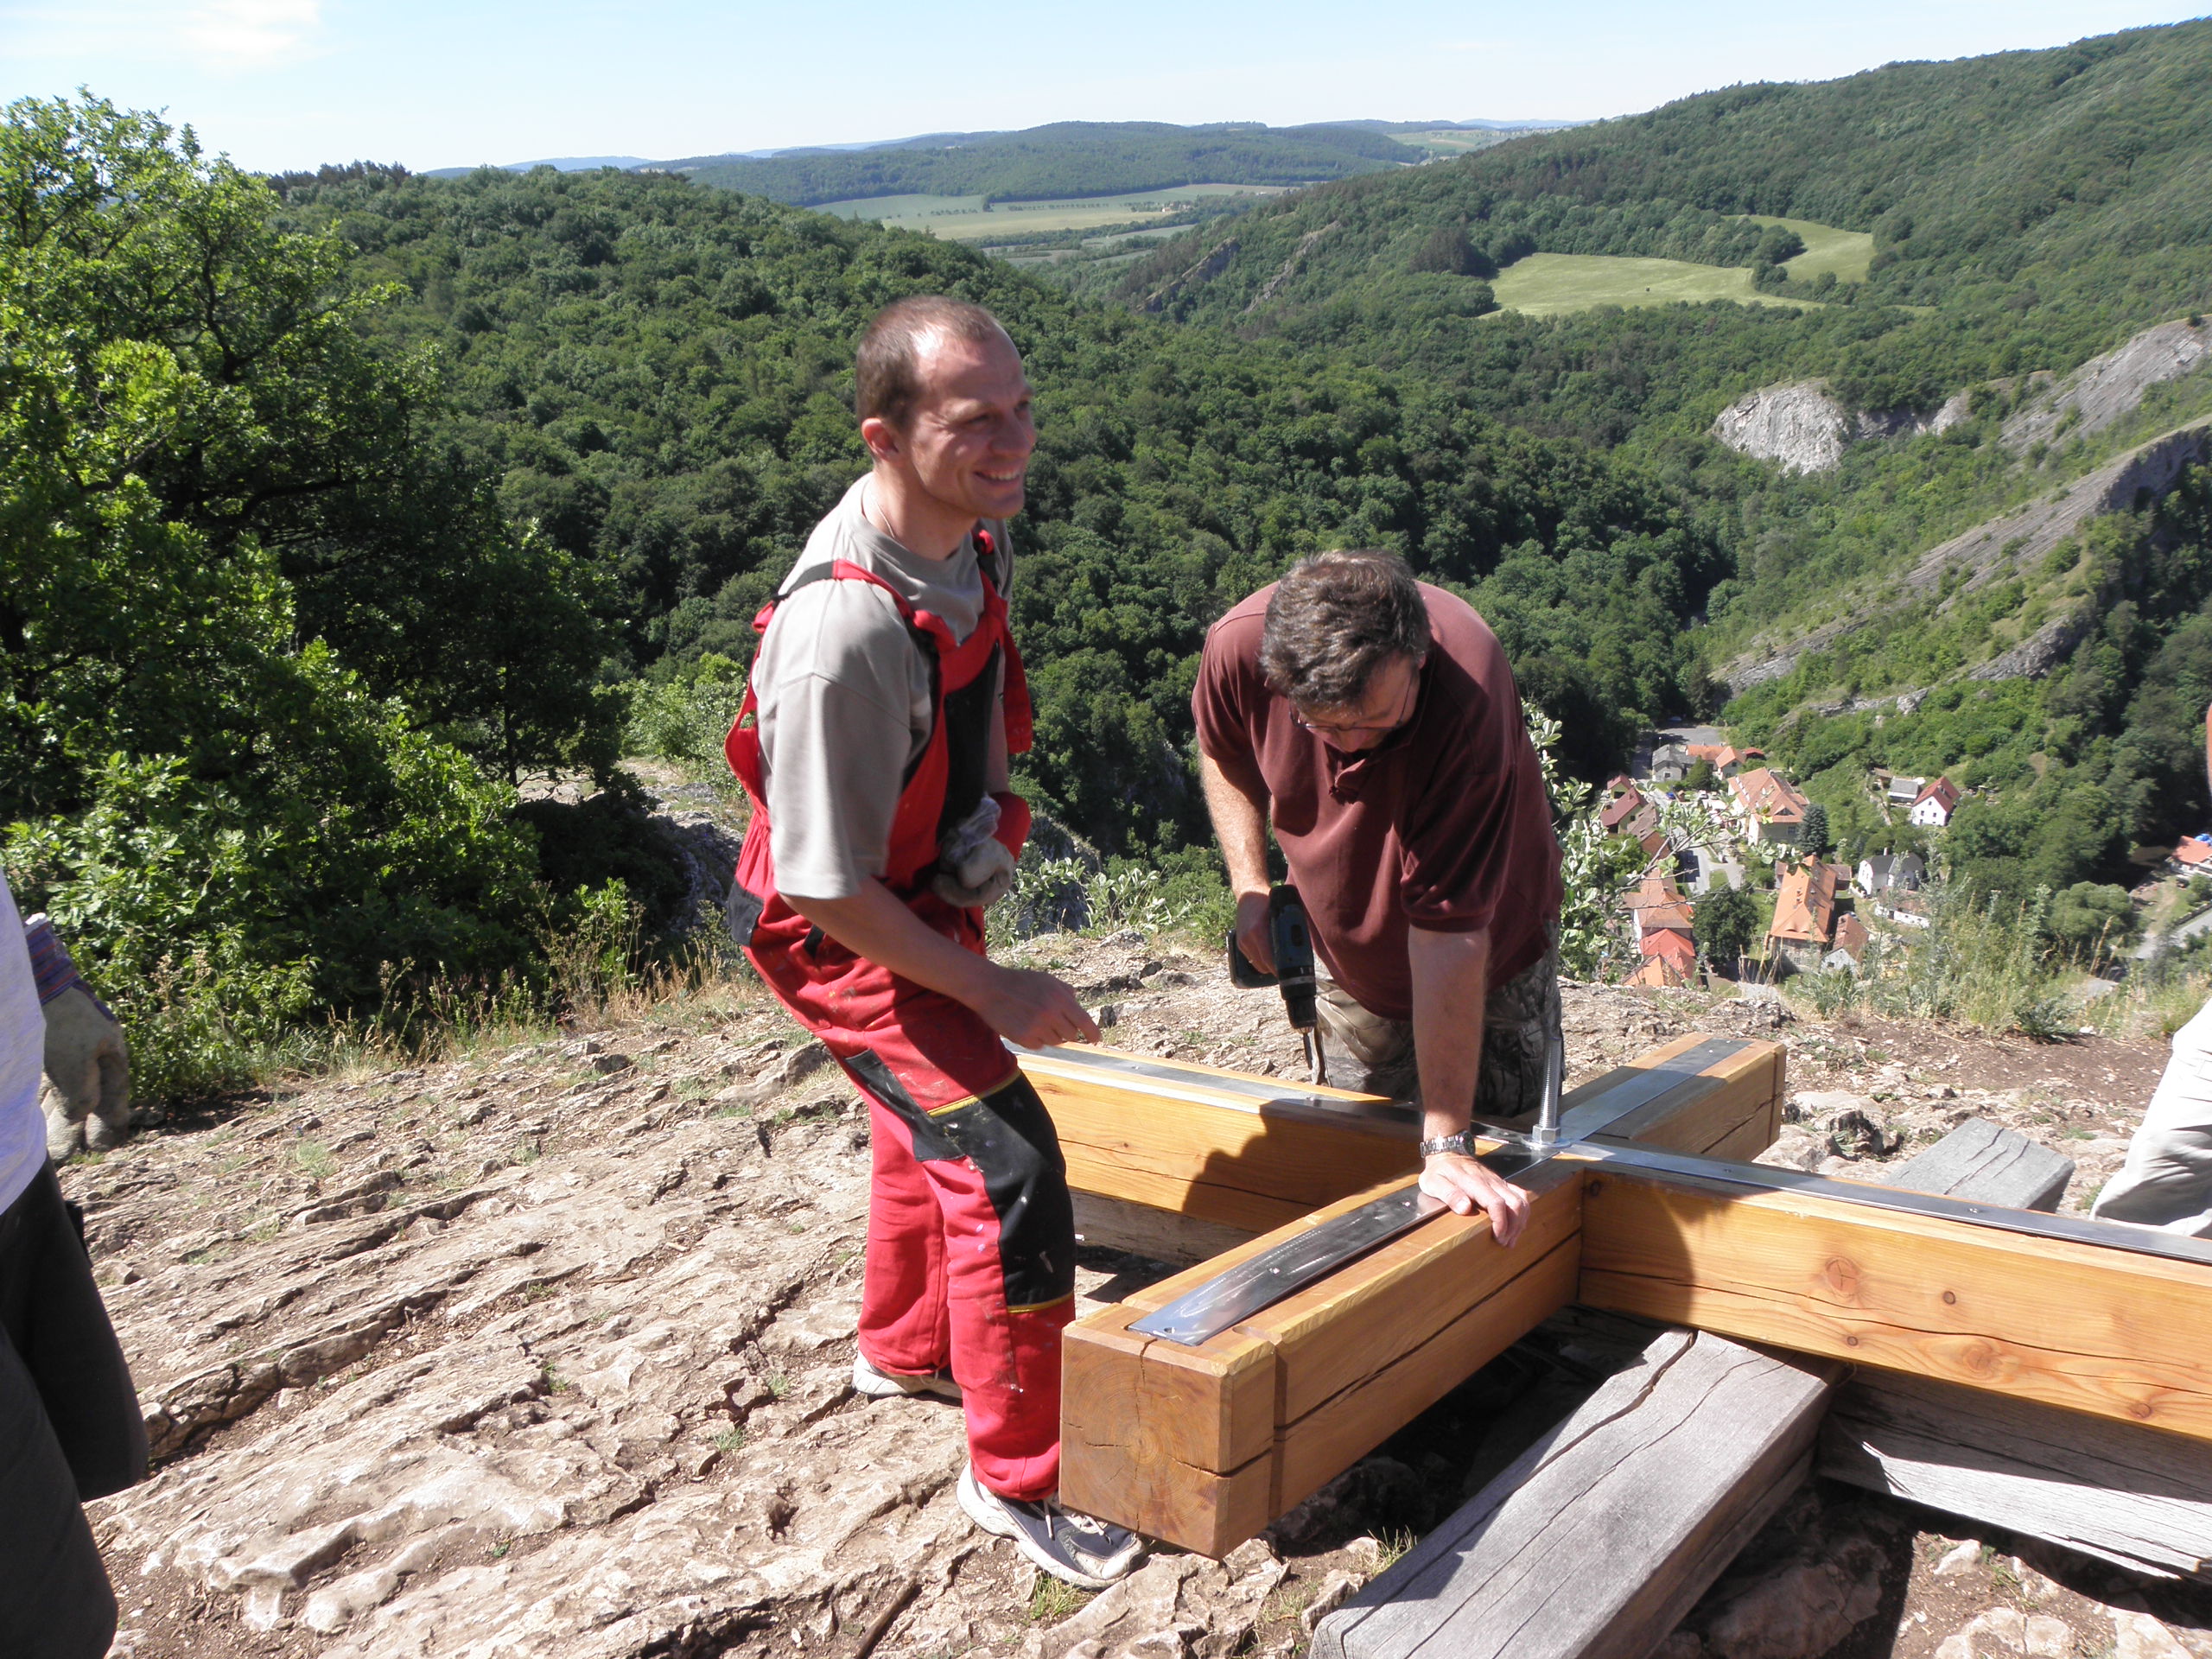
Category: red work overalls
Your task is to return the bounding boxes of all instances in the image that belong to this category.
[724,551,1074,1501]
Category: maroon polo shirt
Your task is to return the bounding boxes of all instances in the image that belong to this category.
[1193,582,1563,1021]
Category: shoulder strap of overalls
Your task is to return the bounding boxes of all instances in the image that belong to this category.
[971,530,1033,755]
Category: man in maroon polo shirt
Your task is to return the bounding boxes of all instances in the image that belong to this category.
[1192,550,1563,1243]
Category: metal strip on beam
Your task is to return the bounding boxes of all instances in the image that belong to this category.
[1128,1186,1452,1346]
[1579,1141,2212,1269]
[1554,1039,1752,1141]
[1098,1039,1758,1347]
[1014,1044,1420,1126]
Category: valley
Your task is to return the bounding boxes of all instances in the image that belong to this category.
[22,17,2212,1659]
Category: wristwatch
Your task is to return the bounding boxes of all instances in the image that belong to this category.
[1418,1129,1475,1158]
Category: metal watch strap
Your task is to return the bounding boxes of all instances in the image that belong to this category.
[1418,1129,1474,1158]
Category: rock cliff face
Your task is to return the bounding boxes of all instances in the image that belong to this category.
[1719,420,2212,694]
[2003,316,2212,454]
[1710,383,1970,474]
[1711,383,1853,474]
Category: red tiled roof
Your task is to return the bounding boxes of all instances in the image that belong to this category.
[1768,863,1838,945]
[2176,839,2212,867]
[1731,767,1808,825]
[1914,776,1961,813]
[1641,929,1699,971]
[1833,913,1871,957]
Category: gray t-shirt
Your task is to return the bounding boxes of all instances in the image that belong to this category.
[753,475,1012,900]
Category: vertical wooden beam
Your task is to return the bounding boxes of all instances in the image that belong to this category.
[1061,1166,1584,1555]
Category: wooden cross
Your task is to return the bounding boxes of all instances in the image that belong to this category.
[1017,1035,2212,1558]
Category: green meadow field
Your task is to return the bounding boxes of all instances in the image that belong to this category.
[817,182,1287,239]
[1391,128,1522,156]
[1490,251,1823,316]
[1735,213,1877,283]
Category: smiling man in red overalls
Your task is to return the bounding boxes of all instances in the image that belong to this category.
[724,296,1141,1589]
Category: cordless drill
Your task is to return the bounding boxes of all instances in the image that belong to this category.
[1227,885,1328,1085]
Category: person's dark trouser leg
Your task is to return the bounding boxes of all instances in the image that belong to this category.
[1315,988,1420,1099]
[1317,935,1563,1126]
[0,1165,147,1500]
[0,1166,134,1659]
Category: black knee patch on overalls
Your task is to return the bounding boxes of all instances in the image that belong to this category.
[846,1054,1076,1311]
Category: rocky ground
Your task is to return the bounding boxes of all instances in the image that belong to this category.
[64,931,2212,1659]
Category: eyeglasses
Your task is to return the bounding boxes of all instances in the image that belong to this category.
[1293,676,1418,740]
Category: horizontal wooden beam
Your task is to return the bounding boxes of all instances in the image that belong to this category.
[1026,1033,1787,1233]
[1578,1165,2212,1442]
[1021,1049,1416,1235]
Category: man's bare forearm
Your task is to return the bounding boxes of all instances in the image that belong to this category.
[1198,751,1272,898]
[1408,924,1490,1141]
[1408,921,1530,1245]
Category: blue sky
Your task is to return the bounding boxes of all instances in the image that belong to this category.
[5,1,2208,174]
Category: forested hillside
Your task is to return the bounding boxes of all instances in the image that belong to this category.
[668,121,1413,206]
[1100,19,2212,904]
[1128,18,2212,421]
[298,162,1730,819]
[16,20,2212,1089]
[2,95,1733,1090]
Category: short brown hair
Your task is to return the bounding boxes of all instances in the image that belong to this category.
[1260,550,1431,709]
[855,296,1014,429]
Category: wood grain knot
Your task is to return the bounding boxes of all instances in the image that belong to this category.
[2129,1400,2154,1420]
[1821,1256,1861,1298]
[1941,1290,1957,1305]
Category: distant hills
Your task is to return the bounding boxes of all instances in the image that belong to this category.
[421,118,1577,201]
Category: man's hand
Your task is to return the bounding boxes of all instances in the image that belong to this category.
[43,983,130,1160]
[1419,1149,1529,1247]
[973,965,1101,1049]
[1233,889,1274,976]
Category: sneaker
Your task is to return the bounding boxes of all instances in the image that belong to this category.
[957,1463,1146,1590]
[852,1351,963,1402]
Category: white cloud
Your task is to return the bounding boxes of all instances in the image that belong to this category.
[179,0,326,70]
[1,0,327,73]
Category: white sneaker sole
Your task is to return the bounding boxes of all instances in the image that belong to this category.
[851,1357,963,1402]
[957,1467,1131,1592]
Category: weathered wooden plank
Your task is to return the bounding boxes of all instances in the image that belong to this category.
[1885,1117,2074,1213]
[1578,1167,2212,1441]
[1059,1167,1585,1556]
[1821,1371,2212,1580]
[1815,1124,2202,1579]
[1312,1330,1840,1659]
